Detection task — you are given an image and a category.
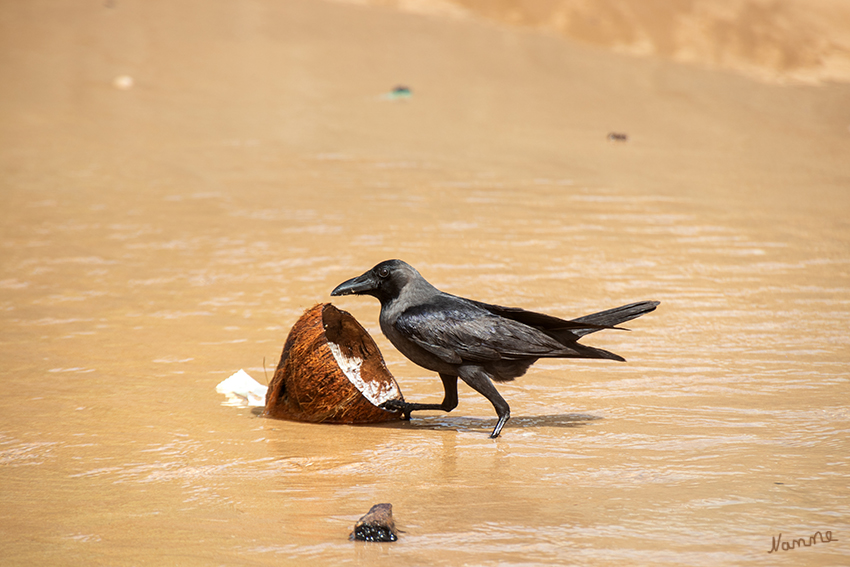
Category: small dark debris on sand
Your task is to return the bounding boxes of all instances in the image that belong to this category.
[350,503,398,542]
[607,132,628,142]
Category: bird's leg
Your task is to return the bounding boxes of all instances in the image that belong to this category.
[381,373,459,420]
[457,366,511,438]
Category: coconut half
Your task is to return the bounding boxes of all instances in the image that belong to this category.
[263,303,404,424]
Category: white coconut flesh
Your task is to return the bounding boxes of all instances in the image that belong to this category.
[327,341,400,407]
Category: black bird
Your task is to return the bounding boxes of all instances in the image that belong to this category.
[331,260,658,438]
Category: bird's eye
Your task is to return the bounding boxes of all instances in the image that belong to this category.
[377,267,390,278]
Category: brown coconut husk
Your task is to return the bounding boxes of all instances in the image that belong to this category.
[263,303,404,424]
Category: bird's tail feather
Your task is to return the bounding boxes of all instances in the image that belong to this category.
[570,301,660,337]
[569,343,626,362]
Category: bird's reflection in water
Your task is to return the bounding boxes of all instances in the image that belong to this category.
[363,412,602,434]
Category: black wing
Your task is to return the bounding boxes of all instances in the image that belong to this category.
[394,295,594,365]
[468,299,614,339]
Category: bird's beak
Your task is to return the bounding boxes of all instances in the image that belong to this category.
[331,271,377,296]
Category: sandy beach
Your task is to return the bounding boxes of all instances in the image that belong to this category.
[1,1,849,565]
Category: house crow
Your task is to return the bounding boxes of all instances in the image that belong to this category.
[331,259,659,438]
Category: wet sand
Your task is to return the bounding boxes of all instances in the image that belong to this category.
[365,0,850,84]
[1,1,849,565]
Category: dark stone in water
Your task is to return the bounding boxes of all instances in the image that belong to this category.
[350,503,398,542]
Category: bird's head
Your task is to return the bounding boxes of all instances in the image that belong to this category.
[331,259,420,303]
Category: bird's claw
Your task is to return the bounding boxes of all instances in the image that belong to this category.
[380,399,412,420]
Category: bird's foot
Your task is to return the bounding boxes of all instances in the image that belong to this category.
[380,399,412,420]
[489,412,510,439]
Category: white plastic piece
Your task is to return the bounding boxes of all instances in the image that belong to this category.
[216,369,268,407]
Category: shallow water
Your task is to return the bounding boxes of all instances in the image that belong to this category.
[1,1,849,566]
[3,156,848,566]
